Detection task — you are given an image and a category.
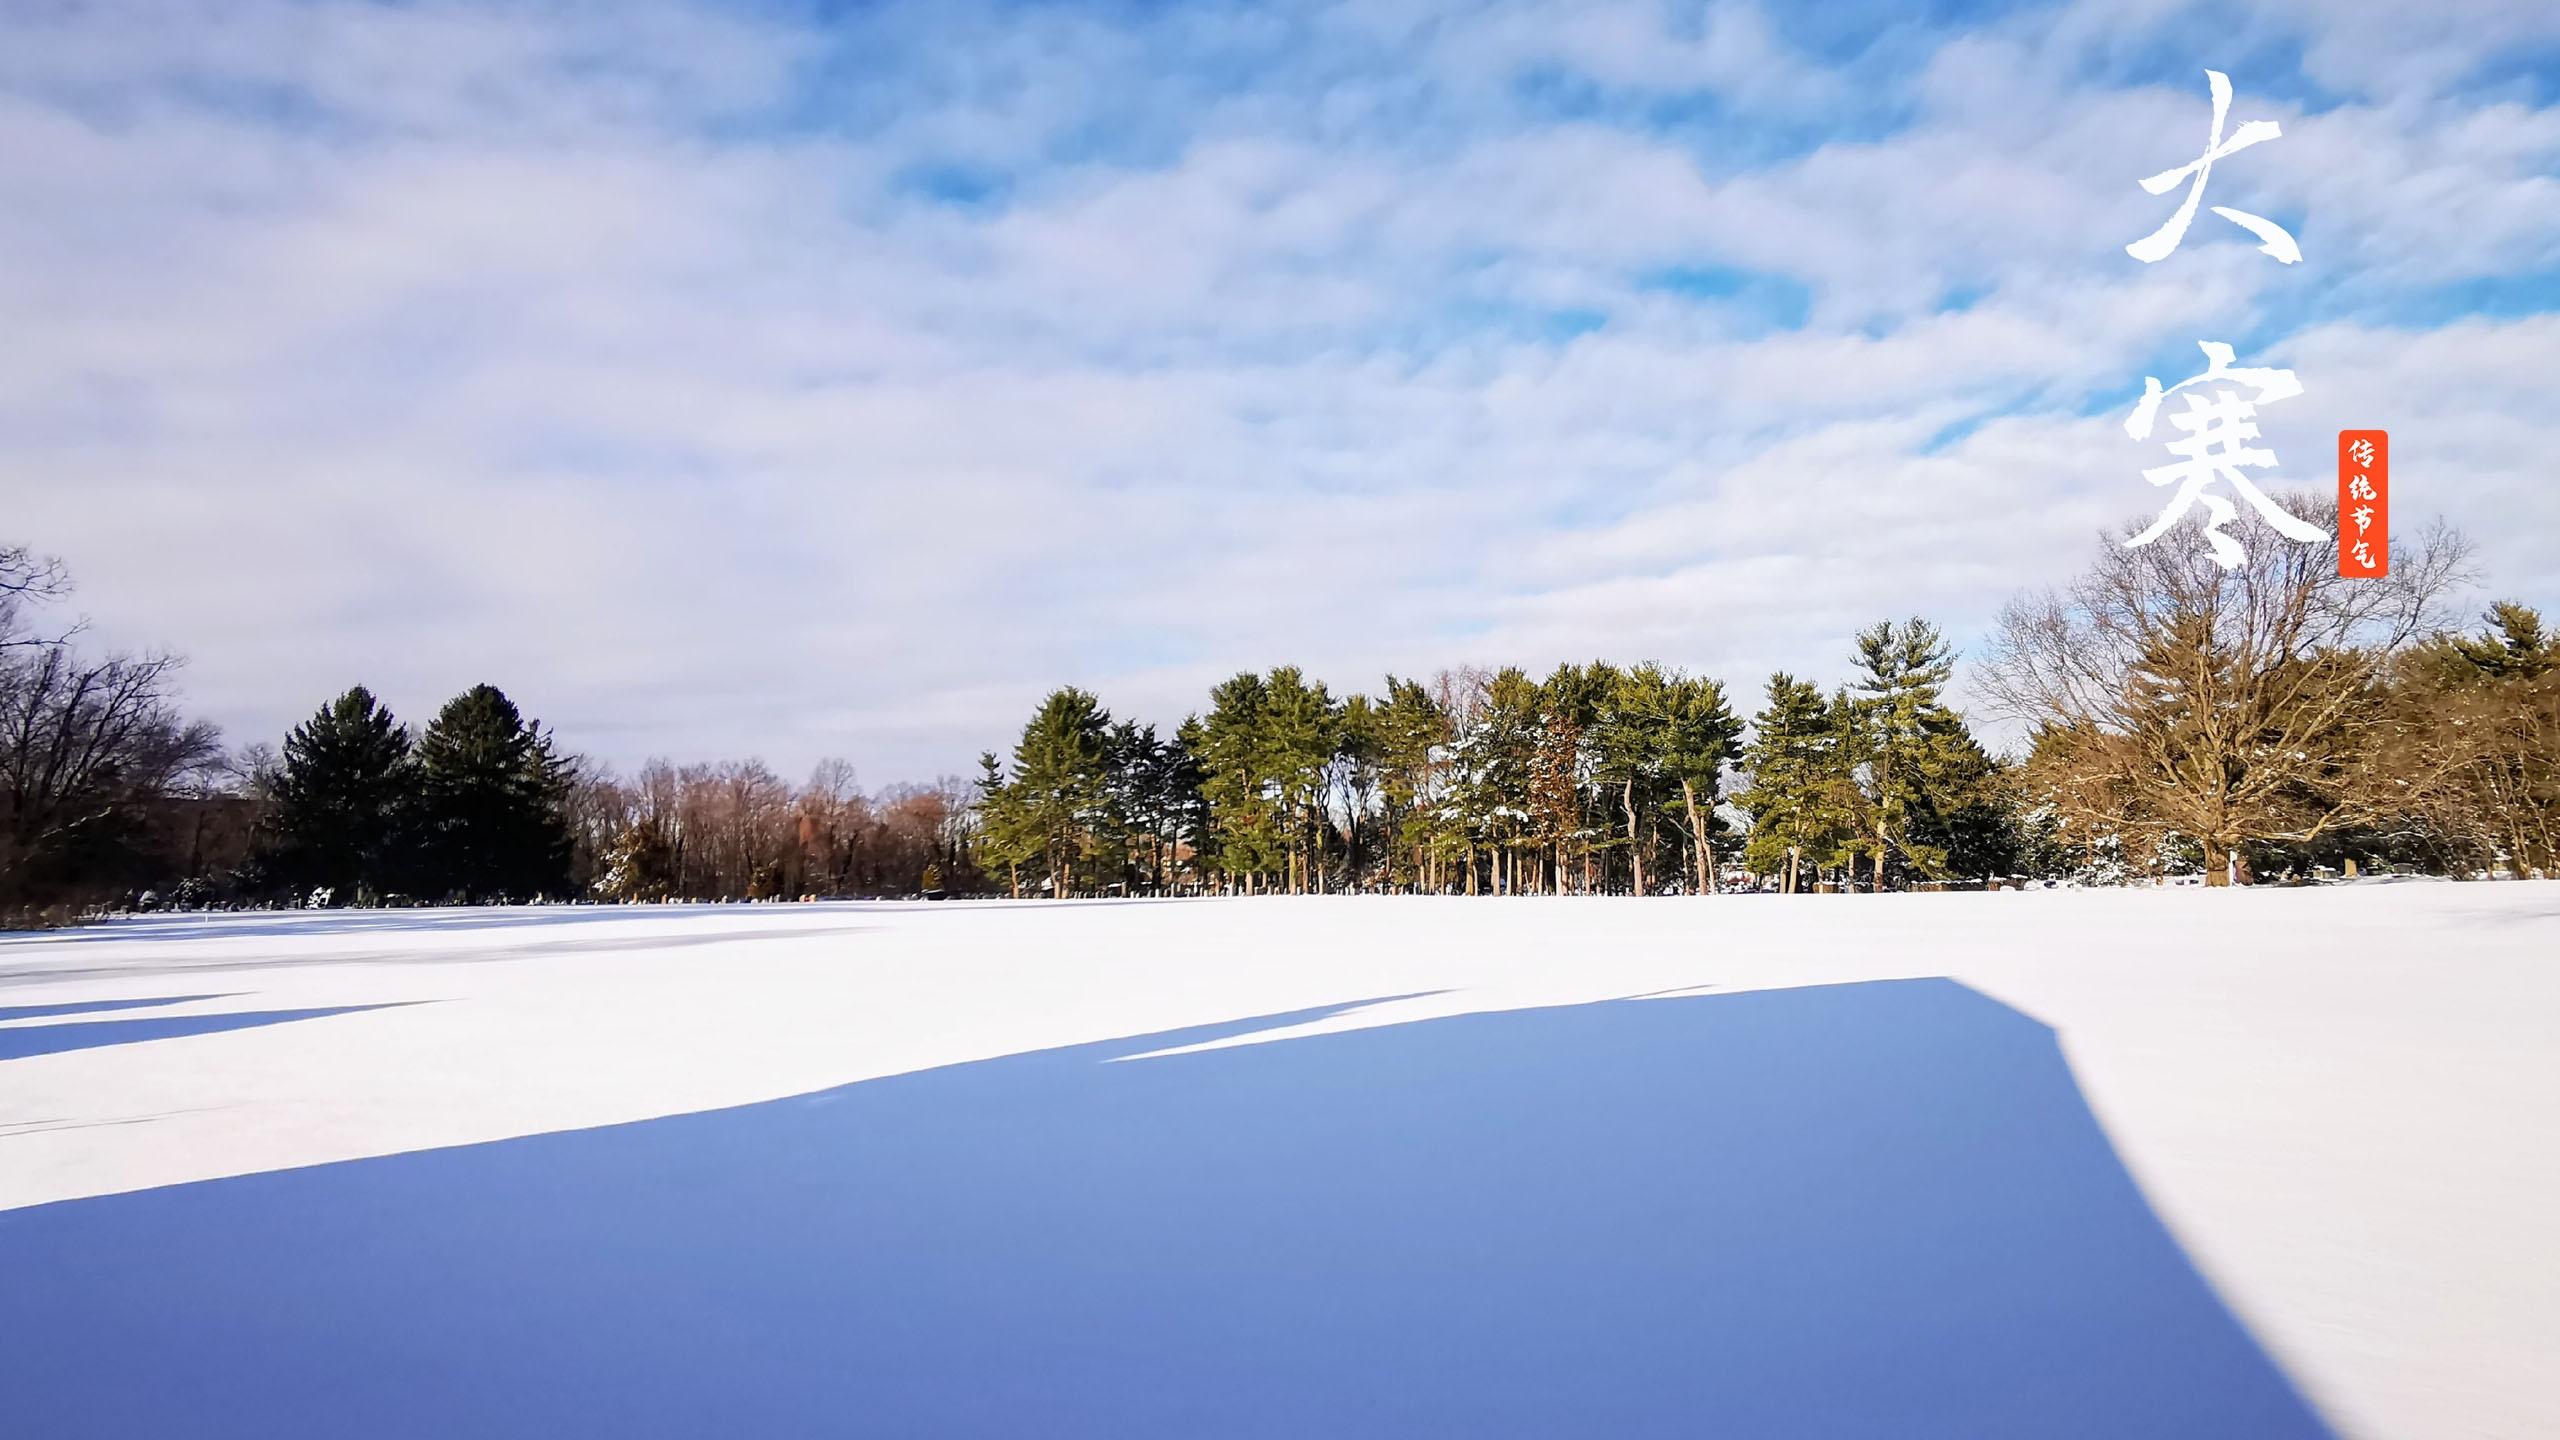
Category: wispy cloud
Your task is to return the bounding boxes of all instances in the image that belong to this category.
[4,0,2556,777]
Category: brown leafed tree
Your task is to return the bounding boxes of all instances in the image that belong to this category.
[1982,495,2471,885]
[2391,603,2560,876]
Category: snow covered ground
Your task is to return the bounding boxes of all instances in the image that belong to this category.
[2,886,2554,1437]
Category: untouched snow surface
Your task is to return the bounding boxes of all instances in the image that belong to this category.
[1,887,2555,1437]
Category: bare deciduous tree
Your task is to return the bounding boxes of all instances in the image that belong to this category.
[0,647,221,907]
[0,544,75,651]
[1981,497,2471,885]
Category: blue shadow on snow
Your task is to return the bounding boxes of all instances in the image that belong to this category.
[0,906,728,947]
[0,993,231,1023]
[0,1005,401,1062]
[0,979,2331,1437]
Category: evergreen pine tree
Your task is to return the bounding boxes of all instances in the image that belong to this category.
[260,685,418,904]
[1664,674,1743,893]
[1331,694,1386,890]
[1161,721,1212,892]
[1009,687,1111,896]
[1257,666,1340,893]
[1595,663,1676,895]
[2409,602,2560,876]
[971,751,1035,898]
[1830,618,2016,886]
[1373,677,1449,891]
[1845,619,1955,887]
[1198,672,1281,891]
[1738,673,1853,893]
[1530,663,1610,894]
[1098,719,1152,894]
[2448,601,2555,680]
[413,684,574,902]
[595,816,677,902]
[1910,726,2016,881]
[1452,667,1540,894]
[1524,665,1589,895]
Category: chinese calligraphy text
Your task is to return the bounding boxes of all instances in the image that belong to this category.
[2338,430,2389,577]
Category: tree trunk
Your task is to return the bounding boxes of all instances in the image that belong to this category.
[1623,778,1644,897]
[1682,780,1713,895]
[2202,839,2229,886]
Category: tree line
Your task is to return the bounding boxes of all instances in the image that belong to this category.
[977,499,2556,894]
[569,759,973,904]
[237,695,981,909]
[0,544,975,920]
[5,497,2556,921]
[972,620,2009,898]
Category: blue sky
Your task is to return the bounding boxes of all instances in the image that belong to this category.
[4,0,2558,779]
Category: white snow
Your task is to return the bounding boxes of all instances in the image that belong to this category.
[3,886,2556,1437]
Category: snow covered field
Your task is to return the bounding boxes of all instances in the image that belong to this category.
[3,887,2555,1437]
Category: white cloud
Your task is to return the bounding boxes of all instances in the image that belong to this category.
[3,0,2557,778]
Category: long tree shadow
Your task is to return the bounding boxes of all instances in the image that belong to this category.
[0,905,756,949]
[0,925,881,985]
[0,980,2331,1437]
[0,993,232,1023]
[0,1004,408,1061]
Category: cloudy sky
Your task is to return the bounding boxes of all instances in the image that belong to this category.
[5,0,2557,782]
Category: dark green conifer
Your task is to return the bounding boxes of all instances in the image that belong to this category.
[1008,687,1111,896]
[260,685,417,903]
[413,684,574,902]
[1738,673,1852,893]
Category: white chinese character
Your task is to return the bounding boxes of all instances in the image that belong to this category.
[2347,472,2377,501]
[2124,341,2324,568]
[2127,70,2300,265]
[2351,539,2377,571]
[2351,503,2374,534]
[2348,437,2375,468]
